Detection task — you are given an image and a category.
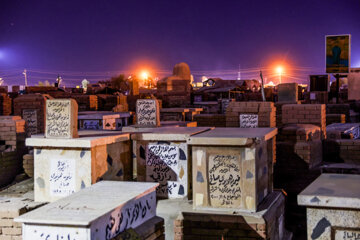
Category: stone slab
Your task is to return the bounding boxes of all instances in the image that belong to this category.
[16,181,158,240]
[187,127,278,145]
[26,131,129,148]
[136,99,161,127]
[131,127,212,141]
[298,173,360,209]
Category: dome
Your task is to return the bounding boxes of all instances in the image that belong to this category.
[172,62,191,80]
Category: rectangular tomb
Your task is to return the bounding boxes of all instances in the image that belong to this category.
[188,127,277,212]
[15,181,159,240]
[132,127,211,199]
[26,131,131,202]
[298,174,360,240]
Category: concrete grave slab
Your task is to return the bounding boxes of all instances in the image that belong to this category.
[15,181,158,240]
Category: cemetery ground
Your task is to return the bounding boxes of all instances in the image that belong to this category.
[0,69,360,239]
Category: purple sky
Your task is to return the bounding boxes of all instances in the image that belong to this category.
[0,0,359,86]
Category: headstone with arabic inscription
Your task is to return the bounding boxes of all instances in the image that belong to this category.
[136,99,160,127]
[45,99,78,138]
[239,114,258,128]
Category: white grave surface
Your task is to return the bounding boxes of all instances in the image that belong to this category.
[16,181,158,240]
[239,114,258,128]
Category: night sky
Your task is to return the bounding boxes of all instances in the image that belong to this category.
[0,0,359,86]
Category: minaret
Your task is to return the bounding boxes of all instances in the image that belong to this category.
[237,64,241,80]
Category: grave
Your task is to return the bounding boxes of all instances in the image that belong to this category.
[298,174,360,240]
[132,127,211,199]
[27,130,131,202]
[0,93,12,116]
[136,99,160,127]
[160,108,189,121]
[160,121,197,127]
[226,102,276,128]
[71,94,98,111]
[188,127,277,212]
[14,93,53,135]
[174,191,291,240]
[15,181,164,240]
[326,113,345,125]
[193,114,226,127]
[78,111,130,130]
[45,99,79,139]
[278,83,298,103]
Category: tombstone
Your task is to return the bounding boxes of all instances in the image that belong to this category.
[14,94,52,135]
[188,127,277,212]
[278,83,298,103]
[15,181,165,240]
[132,127,211,199]
[136,99,160,127]
[46,99,78,138]
[26,131,132,202]
[298,174,360,240]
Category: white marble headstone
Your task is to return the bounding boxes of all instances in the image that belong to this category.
[136,99,160,127]
[45,99,78,138]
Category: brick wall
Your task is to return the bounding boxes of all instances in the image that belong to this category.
[0,94,12,116]
[0,197,45,240]
[226,102,276,127]
[324,139,360,164]
[282,104,326,139]
[97,94,128,111]
[193,114,226,127]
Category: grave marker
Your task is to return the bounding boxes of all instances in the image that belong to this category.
[46,99,78,138]
[22,109,38,134]
[136,99,160,127]
[240,114,258,128]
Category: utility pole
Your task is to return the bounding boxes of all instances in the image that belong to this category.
[23,69,28,86]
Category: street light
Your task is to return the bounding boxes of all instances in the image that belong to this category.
[276,66,284,84]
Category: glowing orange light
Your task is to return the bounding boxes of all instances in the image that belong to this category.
[276,66,284,74]
[141,71,148,80]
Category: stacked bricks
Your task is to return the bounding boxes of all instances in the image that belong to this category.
[23,151,34,178]
[0,197,45,240]
[71,94,98,111]
[282,104,326,139]
[113,216,165,240]
[0,116,26,152]
[13,94,51,135]
[193,114,226,127]
[326,113,345,125]
[0,116,27,187]
[326,103,350,122]
[324,139,360,164]
[0,94,12,116]
[225,102,276,127]
[275,102,300,128]
[174,191,287,240]
[277,124,322,169]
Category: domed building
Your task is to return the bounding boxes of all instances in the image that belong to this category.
[157,62,192,107]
